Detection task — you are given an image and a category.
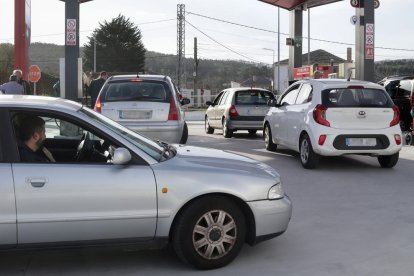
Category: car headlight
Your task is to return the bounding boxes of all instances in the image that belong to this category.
[268,183,284,200]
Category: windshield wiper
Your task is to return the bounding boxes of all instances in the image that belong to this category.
[156,140,171,162]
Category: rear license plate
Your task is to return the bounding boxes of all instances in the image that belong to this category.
[345,138,377,147]
[119,110,152,119]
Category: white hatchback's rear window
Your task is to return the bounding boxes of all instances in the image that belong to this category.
[322,88,393,108]
[235,90,274,105]
[101,80,171,103]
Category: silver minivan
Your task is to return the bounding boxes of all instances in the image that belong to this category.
[95,74,189,144]
[205,88,275,138]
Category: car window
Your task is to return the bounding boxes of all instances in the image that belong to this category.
[213,92,224,105]
[322,88,393,107]
[235,90,274,105]
[219,91,229,105]
[398,80,412,98]
[81,108,164,161]
[11,112,122,164]
[225,92,234,104]
[280,85,300,106]
[295,84,313,104]
[100,80,171,103]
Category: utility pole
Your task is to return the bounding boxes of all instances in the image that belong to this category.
[193,37,199,107]
[177,4,185,90]
[263,48,275,92]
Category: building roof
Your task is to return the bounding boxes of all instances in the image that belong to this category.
[277,49,346,65]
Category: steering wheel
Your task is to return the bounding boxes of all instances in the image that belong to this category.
[75,132,94,161]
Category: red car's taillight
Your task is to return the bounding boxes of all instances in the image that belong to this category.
[390,105,400,127]
[168,96,179,121]
[229,105,239,117]
[94,97,102,113]
[313,104,330,127]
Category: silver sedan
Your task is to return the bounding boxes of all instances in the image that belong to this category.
[0,95,292,270]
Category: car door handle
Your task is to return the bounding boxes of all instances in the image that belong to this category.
[26,177,48,188]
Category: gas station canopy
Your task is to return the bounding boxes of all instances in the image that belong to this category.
[259,0,343,10]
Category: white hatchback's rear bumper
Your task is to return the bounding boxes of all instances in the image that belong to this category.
[309,125,403,156]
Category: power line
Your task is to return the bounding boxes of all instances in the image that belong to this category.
[187,11,414,52]
[0,18,176,41]
[186,20,266,64]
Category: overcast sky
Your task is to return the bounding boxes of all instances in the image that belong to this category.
[0,0,413,65]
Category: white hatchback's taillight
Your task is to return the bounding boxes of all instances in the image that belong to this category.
[229,104,239,117]
[394,134,401,145]
[168,95,178,121]
[313,104,330,127]
[390,106,400,127]
[94,96,102,113]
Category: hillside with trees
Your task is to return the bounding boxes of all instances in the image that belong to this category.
[2,42,414,95]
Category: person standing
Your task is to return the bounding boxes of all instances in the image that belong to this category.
[88,71,108,108]
[0,74,24,95]
[13,69,32,95]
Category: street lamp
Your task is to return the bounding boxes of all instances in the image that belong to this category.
[263,48,275,93]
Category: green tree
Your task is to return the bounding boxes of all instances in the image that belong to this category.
[83,14,146,72]
[0,43,14,76]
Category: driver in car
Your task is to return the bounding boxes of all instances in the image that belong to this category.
[18,115,56,163]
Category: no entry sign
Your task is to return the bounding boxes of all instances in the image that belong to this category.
[28,65,41,83]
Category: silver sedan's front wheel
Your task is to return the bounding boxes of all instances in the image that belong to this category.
[193,210,237,260]
[172,196,246,270]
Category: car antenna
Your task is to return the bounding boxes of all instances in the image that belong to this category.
[347,68,355,82]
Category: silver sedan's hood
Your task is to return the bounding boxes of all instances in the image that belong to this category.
[172,145,280,179]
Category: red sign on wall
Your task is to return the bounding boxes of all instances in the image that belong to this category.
[294,66,312,79]
[294,65,334,79]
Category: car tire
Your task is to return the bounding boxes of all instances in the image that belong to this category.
[179,122,188,144]
[172,196,246,270]
[299,134,319,169]
[378,152,399,168]
[264,124,277,152]
[222,119,233,138]
[248,130,257,135]
[205,116,214,134]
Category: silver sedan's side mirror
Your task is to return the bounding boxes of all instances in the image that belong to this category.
[113,147,132,165]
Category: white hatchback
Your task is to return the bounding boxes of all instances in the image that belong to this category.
[264,79,403,169]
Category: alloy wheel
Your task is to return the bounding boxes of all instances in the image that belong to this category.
[192,210,237,260]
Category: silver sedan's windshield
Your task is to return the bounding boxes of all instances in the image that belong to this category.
[80,107,164,160]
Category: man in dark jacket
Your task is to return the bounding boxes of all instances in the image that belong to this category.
[13,69,32,95]
[88,71,108,108]
[18,115,55,163]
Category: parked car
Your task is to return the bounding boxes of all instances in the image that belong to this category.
[264,79,403,169]
[94,74,190,144]
[0,95,291,270]
[205,88,275,138]
[378,75,414,131]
